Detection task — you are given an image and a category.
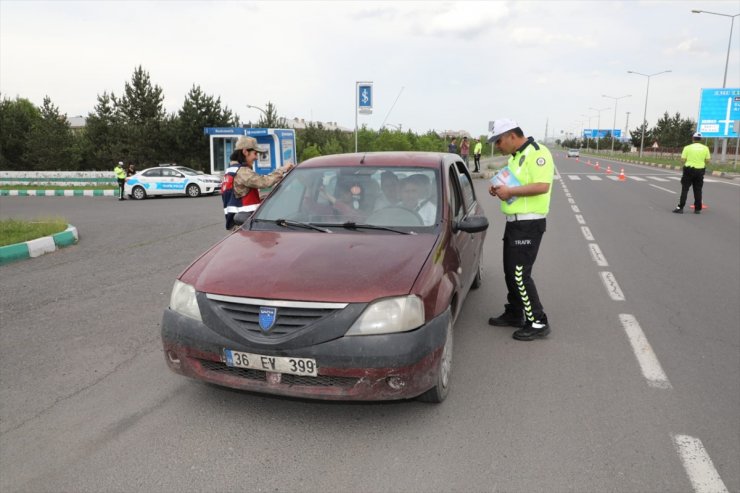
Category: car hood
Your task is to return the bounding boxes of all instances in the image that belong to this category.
[180,230,439,303]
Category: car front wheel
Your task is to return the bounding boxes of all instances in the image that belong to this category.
[186,184,201,198]
[418,312,453,403]
[131,186,146,200]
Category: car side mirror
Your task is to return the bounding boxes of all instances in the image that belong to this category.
[454,215,489,233]
[233,211,253,227]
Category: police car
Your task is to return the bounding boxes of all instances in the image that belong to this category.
[567,148,580,158]
[125,165,221,200]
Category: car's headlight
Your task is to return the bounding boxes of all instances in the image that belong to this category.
[169,280,202,321]
[346,296,424,336]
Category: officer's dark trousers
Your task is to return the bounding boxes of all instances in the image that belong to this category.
[474,154,481,171]
[503,218,547,323]
[117,179,126,199]
[677,167,704,211]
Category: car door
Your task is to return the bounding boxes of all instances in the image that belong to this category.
[140,168,162,194]
[447,160,483,291]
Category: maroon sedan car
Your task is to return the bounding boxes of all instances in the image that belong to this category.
[161,152,488,402]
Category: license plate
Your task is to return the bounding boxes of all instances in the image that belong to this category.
[224,349,318,377]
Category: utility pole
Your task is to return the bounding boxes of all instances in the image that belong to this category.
[544,118,549,144]
[625,112,631,136]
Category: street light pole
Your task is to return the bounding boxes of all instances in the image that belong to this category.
[589,106,610,153]
[602,94,631,154]
[692,9,740,163]
[245,104,268,126]
[581,113,594,149]
[627,70,671,158]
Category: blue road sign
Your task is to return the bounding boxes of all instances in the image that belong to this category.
[583,129,622,139]
[358,83,373,114]
[697,88,740,138]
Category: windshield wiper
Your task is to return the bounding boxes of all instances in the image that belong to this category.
[271,218,332,233]
[318,222,415,235]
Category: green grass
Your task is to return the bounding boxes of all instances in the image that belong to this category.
[0,184,116,190]
[0,217,68,246]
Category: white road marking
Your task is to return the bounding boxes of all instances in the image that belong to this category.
[607,176,622,181]
[571,205,581,213]
[648,176,670,182]
[581,226,594,241]
[568,198,576,204]
[628,176,647,181]
[650,184,677,194]
[587,175,603,181]
[568,175,581,181]
[575,214,586,224]
[666,176,681,181]
[599,271,625,300]
[672,434,729,493]
[618,314,671,389]
[588,243,609,266]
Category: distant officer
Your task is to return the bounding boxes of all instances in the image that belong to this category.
[473,138,483,172]
[113,161,126,201]
[486,119,554,341]
[673,132,710,214]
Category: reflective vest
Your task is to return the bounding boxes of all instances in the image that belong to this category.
[500,138,554,216]
[114,166,126,180]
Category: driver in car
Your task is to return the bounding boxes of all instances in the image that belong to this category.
[400,174,436,225]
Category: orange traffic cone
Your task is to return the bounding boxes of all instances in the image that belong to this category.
[606,165,612,175]
[587,160,592,166]
[594,162,600,170]
[576,157,580,162]
[618,168,625,181]
[689,204,708,210]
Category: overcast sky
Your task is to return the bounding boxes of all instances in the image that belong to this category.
[1,0,738,139]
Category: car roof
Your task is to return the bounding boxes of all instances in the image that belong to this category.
[297,152,447,170]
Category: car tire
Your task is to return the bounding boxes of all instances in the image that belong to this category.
[471,263,482,289]
[186,184,201,198]
[132,186,146,200]
[418,311,453,403]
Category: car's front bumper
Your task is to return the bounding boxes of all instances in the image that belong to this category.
[161,308,449,401]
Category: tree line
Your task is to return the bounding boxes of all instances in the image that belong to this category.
[558,112,700,152]
[0,66,492,172]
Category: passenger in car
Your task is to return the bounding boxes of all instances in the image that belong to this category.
[373,171,401,210]
[400,174,436,225]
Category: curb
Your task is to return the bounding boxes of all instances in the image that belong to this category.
[0,224,79,265]
[579,155,738,179]
[0,189,116,197]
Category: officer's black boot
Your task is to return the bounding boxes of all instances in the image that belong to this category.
[488,305,525,328]
[512,316,550,341]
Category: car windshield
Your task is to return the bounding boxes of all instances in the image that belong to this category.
[253,166,440,229]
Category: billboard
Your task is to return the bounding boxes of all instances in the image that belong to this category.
[697,88,739,138]
[583,129,622,139]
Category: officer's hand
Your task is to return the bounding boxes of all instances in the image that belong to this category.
[488,184,497,197]
[494,185,512,201]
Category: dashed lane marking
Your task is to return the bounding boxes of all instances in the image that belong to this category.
[588,243,609,266]
[672,434,728,493]
[581,226,594,241]
[619,314,671,389]
[599,271,625,300]
[650,184,677,194]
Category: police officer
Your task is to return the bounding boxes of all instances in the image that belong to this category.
[113,161,126,201]
[486,119,554,341]
[673,132,710,214]
[473,138,483,172]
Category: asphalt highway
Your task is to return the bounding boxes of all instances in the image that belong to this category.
[1,155,738,493]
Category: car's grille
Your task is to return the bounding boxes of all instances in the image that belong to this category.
[208,297,341,337]
[199,359,358,388]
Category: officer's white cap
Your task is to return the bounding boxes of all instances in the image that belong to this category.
[693,132,702,138]
[487,119,520,143]
[118,161,124,165]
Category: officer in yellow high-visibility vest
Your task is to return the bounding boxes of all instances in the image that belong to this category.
[114,161,126,201]
[486,119,554,341]
[673,132,711,214]
[473,138,483,172]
